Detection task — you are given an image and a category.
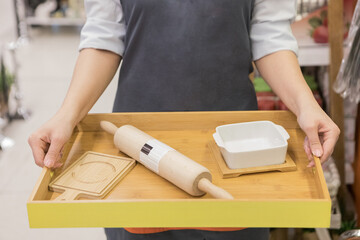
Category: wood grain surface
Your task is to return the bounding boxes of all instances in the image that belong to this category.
[29,111,327,201]
[75,111,299,132]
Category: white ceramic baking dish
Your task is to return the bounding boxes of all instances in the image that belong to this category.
[213,121,290,169]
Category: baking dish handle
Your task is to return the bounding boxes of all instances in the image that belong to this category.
[275,125,290,140]
[213,132,225,148]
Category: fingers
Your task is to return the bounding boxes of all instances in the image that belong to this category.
[43,137,65,168]
[302,124,340,167]
[320,128,340,164]
[303,136,313,160]
[53,147,64,168]
[302,124,323,158]
[28,134,47,167]
[28,131,66,169]
[298,108,340,168]
[28,115,75,169]
[303,136,315,167]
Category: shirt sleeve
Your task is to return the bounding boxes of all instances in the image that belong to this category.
[250,0,299,61]
[79,0,126,56]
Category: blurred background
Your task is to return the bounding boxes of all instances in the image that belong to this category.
[0,0,358,239]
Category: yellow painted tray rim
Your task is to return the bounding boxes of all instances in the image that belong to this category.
[27,198,331,228]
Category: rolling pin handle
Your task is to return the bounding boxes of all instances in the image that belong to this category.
[100,121,118,135]
[198,178,234,199]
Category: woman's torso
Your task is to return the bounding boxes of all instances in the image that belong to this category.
[113,0,257,112]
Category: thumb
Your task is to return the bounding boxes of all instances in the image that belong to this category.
[304,127,323,158]
[44,138,64,168]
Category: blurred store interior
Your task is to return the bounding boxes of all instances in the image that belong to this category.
[0,0,359,239]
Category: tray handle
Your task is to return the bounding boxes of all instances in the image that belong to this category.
[213,132,225,148]
[275,124,290,140]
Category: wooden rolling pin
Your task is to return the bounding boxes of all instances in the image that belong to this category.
[100,121,234,199]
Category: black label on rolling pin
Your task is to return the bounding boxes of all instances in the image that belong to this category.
[141,143,153,155]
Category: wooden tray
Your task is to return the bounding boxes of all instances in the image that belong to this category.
[27,111,331,228]
[208,141,297,178]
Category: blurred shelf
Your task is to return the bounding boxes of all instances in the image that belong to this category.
[296,42,330,66]
[26,17,85,26]
[291,8,330,66]
[291,7,347,67]
[330,199,341,229]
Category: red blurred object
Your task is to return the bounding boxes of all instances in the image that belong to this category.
[313,25,329,43]
[323,18,328,27]
[306,0,354,43]
[256,91,323,111]
[277,100,288,110]
[256,92,276,110]
[313,91,323,107]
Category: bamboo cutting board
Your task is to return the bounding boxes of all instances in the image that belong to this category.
[49,152,136,200]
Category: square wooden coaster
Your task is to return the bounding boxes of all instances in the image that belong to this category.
[208,141,297,179]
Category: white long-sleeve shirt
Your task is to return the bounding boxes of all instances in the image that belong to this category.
[79,0,298,60]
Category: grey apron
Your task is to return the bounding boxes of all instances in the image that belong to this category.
[108,0,265,239]
[113,0,258,112]
[105,228,270,240]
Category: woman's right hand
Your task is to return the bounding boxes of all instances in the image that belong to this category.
[28,49,121,169]
[28,114,76,169]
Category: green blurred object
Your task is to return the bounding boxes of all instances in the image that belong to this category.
[304,75,318,90]
[253,77,272,92]
[0,70,14,92]
[338,220,357,235]
[309,16,323,28]
[253,75,318,92]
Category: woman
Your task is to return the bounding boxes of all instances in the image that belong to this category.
[28,0,340,239]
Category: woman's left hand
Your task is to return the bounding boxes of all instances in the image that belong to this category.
[296,103,340,167]
[254,50,340,166]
